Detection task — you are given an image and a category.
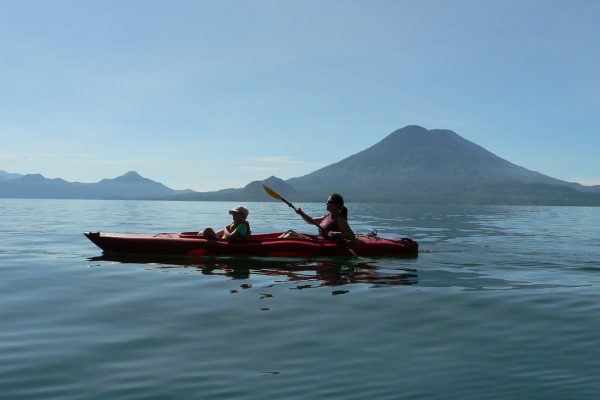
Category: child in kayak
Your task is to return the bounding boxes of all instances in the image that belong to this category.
[280,193,355,240]
[202,205,251,240]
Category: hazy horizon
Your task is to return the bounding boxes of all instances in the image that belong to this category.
[2,124,599,191]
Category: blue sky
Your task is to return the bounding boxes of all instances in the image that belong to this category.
[1,0,598,191]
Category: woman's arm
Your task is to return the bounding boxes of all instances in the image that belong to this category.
[221,223,248,240]
[296,207,324,226]
[220,224,234,239]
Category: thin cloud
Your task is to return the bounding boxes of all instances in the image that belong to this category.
[242,165,282,173]
[240,156,322,178]
[569,177,600,186]
[252,156,303,164]
[246,155,322,170]
[0,154,27,161]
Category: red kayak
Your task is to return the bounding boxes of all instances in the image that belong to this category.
[84,231,418,258]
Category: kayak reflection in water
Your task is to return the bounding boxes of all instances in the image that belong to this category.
[88,253,419,288]
[202,205,251,240]
[280,193,356,241]
[251,261,418,288]
[154,259,419,288]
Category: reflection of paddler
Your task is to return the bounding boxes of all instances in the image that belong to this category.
[311,262,418,287]
[212,260,418,288]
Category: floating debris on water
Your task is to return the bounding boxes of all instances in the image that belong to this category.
[259,371,280,376]
[331,290,350,296]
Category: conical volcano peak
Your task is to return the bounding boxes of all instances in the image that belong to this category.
[386,125,429,137]
[121,171,143,178]
[111,171,148,183]
[394,124,428,131]
[384,125,460,143]
[286,125,569,202]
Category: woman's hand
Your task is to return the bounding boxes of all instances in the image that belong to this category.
[327,231,339,240]
[328,230,355,241]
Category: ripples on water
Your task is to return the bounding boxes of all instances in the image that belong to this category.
[1,199,600,399]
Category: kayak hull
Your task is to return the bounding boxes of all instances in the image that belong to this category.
[84,231,418,258]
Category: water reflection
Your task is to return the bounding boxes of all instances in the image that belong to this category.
[88,253,418,288]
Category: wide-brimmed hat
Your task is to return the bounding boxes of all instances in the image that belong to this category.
[229,205,249,218]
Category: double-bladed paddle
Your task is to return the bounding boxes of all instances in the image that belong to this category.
[262,183,358,258]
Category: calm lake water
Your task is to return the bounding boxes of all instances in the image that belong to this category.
[1,199,600,399]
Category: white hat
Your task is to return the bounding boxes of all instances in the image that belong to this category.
[229,205,249,217]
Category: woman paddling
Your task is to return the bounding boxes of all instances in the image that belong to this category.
[280,193,355,240]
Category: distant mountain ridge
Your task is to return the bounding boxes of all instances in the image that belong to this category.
[0,171,193,199]
[2,126,600,205]
[175,176,298,202]
[184,125,600,205]
[0,170,24,181]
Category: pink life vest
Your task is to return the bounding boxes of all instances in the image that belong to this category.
[319,213,340,235]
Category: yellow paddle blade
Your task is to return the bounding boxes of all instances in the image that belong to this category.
[262,183,282,200]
